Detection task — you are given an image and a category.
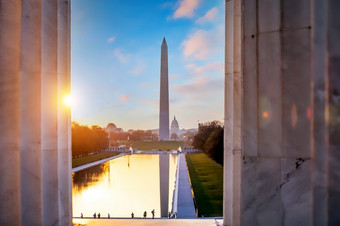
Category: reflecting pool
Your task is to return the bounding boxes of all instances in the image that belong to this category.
[72,154,178,218]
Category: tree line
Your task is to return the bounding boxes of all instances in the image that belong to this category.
[109,130,158,142]
[192,121,224,165]
[72,122,109,158]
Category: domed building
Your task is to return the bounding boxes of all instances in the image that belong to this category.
[106,122,123,134]
[170,116,179,140]
[106,123,117,130]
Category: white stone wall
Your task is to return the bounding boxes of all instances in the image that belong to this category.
[224,0,340,225]
[0,0,72,225]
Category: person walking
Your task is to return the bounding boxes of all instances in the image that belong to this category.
[131,212,134,218]
[151,209,155,219]
[93,213,96,218]
[143,211,147,218]
[98,213,101,219]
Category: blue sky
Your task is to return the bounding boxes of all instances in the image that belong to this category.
[71,0,224,130]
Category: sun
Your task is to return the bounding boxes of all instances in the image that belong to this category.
[63,94,73,107]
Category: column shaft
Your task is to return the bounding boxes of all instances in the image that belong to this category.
[58,0,72,225]
[0,1,22,225]
[20,0,42,225]
[41,0,59,225]
[327,1,340,224]
[223,1,234,225]
[241,0,258,225]
[232,0,242,225]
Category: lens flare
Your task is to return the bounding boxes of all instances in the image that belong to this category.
[262,111,268,118]
[63,94,72,107]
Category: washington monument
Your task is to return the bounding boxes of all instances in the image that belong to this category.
[159,37,169,140]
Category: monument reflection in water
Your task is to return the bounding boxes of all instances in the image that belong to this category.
[72,154,178,218]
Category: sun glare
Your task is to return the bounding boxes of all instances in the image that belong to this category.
[63,94,73,108]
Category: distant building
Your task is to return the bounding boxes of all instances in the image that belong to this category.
[170,116,180,140]
[106,123,124,137]
[170,116,179,134]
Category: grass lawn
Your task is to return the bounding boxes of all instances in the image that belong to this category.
[185,153,223,217]
[72,151,121,168]
[127,140,184,151]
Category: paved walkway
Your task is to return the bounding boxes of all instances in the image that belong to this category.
[73,218,223,226]
[176,153,197,218]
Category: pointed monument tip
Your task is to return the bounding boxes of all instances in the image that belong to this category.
[162,37,167,45]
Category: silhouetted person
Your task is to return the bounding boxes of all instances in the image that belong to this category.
[81,213,83,218]
[151,209,155,219]
[108,213,110,219]
[98,213,101,219]
[168,212,171,219]
[93,213,96,218]
[131,212,134,218]
[143,211,147,218]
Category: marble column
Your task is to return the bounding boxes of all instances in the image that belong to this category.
[159,153,170,217]
[20,0,42,225]
[0,1,72,225]
[223,0,234,225]
[0,1,22,225]
[234,0,340,225]
[232,0,242,225]
[281,1,312,224]
[41,0,59,225]
[57,0,72,225]
[327,1,340,224]
[241,0,257,225]
[311,0,328,224]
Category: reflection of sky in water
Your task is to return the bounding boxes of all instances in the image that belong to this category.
[72,154,177,218]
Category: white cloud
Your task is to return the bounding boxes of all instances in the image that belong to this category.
[196,7,218,24]
[120,95,130,103]
[173,0,201,19]
[182,26,223,60]
[194,62,224,74]
[114,49,129,64]
[186,63,196,69]
[173,76,223,94]
[128,64,145,75]
[108,36,116,43]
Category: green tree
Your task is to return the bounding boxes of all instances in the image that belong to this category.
[129,130,145,141]
[192,121,222,150]
[204,127,224,165]
[72,122,109,158]
[192,121,224,165]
